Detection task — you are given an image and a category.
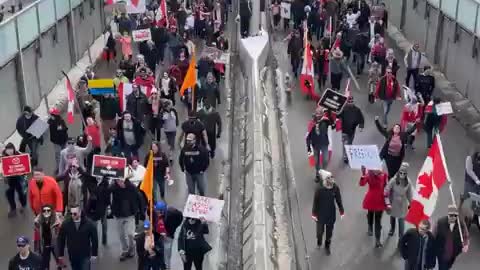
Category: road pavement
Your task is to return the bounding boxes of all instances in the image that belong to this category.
[0,44,227,269]
[272,31,480,269]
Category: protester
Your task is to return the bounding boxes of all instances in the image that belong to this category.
[400,93,424,149]
[126,84,149,123]
[84,176,110,246]
[198,101,222,158]
[404,42,423,88]
[33,204,62,269]
[147,89,164,142]
[28,169,63,216]
[3,143,27,218]
[415,66,435,106]
[337,96,364,163]
[306,108,334,181]
[127,157,147,187]
[178,217,212,270]
[375,67,401,125]
[162,99,179,161]
[329,48,348,91]
[178,112,209,148]
[135,220,166,270]
[359,166,388,248]
[179,133,210,196]
[116,111,146,160]
[58,137,92,176]
[16,105,41,167]
[47,107,69,172]
[145,142,171,200]
[423,97,447,148]
[152,201,183,269]
[312,170,344,256]
[94,92,121,143]
[8,236,43,270]
[399,219,436,270]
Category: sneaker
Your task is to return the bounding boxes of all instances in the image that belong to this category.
[375,241,383,248]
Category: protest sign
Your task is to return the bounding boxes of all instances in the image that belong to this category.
[281,2,291,19]
[91,155,127,179]
[1,154,31,177]
[183,194,225,223]
[318,88,348,113]
[344,145,383,170]
[26,118,49,139]
[436,102,453,115]
[132,29,152,42]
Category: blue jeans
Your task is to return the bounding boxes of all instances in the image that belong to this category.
[383,100,393,125]
[122,144,139,160]
[314,145,330,176]
[70,257,90,270]
[186,172,207,196]
[390,216,405,238]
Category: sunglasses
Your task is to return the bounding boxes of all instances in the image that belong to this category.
[71,212,79,216]
[398,172,407,175]
[42,209,51,213]
[448,214,458,218]
[17,244,26,248]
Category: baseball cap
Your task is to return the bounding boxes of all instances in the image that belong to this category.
[16,236,29,247]
[143,220,151,229]
[155,201,167,212]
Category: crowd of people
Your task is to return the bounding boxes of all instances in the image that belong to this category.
[282,0,478,269]
[4,0,230,269]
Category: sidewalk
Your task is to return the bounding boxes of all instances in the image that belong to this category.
[386,23,480,143]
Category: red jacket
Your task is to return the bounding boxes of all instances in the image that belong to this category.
[85,124,101,148]
[28,176,63,215]
[400,104,423,132]
[359,172,388,211]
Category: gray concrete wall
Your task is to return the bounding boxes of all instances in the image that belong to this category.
[385,0,480,108]
[0,0,104,141]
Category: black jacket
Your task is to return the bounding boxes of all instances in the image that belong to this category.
[126,92,149,122]
[399,229,436,270]
[179,144,210,174]
[135,231,165,266]
[198,109,222,136]
[8,251,43,270]
[312,184,344,224]
[109,180,143,218]
[178,220,212,256]
[199,81,221,107]
[153,207,184,238]
[94,95,121,121]
[338,104,364,135]
[352,32,370,55]
[85,178,111,221]
[58,216,98,258]
[48,116,68,146]
[415,74,435,100]
[306,118,332,151]
[375,119,416,160]
[16,113,39,139]
[434,216,467,262]
[116,118,146,148]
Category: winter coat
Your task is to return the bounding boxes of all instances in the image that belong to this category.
[109,180,143,218]
[85,178,110,221]
[399,229,436,270]
[135,231,165,265]
[312,184,344,224]
[415,74,435,101]
[16,113,39,139]
[433,216,469,263]
[337,104,364,135]
[199,81,221,107]
[93,96,121,121]
[126,92,149,122]
[56,166,90,210]
[306,118,332,151]
[375,75,400,100]
[359,172,388,211]
[48,116,68,146]
[198,109,222,136]
[178,220,212,256]
[58,143,92,175]
[152,207,184,239]
[116,118,146,148]
[384,177,413,218]
[375,119,416,160]
[179,144,210,174]
[58,215,98,258]
[28,176,63,215]
[352,32,370,55]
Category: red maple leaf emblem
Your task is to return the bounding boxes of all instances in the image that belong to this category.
[417,171,433,199]
[130,0,140,7]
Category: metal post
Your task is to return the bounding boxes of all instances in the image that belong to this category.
[230,0,239,55]
[400,0,407,30]
[453,0,460,42]
[35,3,49,112]
[250,0,260,35]
[69,0,79,62]
[14,18,27,109]
[473,4,479,58]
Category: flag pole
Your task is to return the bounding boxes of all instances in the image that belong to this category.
[61,71,86,126]
[435,133,465,244]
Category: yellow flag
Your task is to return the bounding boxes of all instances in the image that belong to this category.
[140,151,154,203]
[179,51,197,96]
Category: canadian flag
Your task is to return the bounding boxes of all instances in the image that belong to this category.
[118,82,133,112]
[300,29,317,99]
[66,78,75,124]
[405,134,448,226]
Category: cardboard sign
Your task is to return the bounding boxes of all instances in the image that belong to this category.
[183,194,225,223]
[281,2,291,19]
[91,155,127,179]
[318,88,348,113]
[436,102,453,115]
[26,118,49,139]
[132,29,152,42]
[344,145,383,170]
[1,154,32,177]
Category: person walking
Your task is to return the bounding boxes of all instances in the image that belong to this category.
[126,84,149,123]
[178,112,210,149]
[178,217,212,270]
[135,220,166,270]
[57,206,98,270]
[116,111,146,160]
[84,176,110,246]
[404,42,423,88]
[375,67,401,125]
[33,204,62,269]
[47,107,69,173]
[374,116,416,177]
[28,169,63,216]
[359,166,388,248]
[399,219,437,270]
[58,137,92,176]
[337,96,364,163]
[311,170,344,256]
[161,100,179,161]
[415,66,435,107]
[152,201,183,269]
[306,108,334,181]
[110,178,143,261]
[329,48,348,91]
[16,105,41,167]
[2,143,27,218]
[93,93,121,143]
[179,133,210,196]
[433,205,469,270]
[384,163,413,240]
[198,101,222,158]
[144,142,171,200]
[423,97,447,149]
[8,236,43,270]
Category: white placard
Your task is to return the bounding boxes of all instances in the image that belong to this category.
[132,29,152,42]
[126,0,146,14]
[345,145,383,170]
[281,2,291,19]
[26,118,49,139]
[436,102,453,115]
[183,194,225,223]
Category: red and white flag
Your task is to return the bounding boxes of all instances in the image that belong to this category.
[300,27,317,99]
[66,78,75,124]
[405,134,448,226]
[344,78,351,98]
[118,82,133,112]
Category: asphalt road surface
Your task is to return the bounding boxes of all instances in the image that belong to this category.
[272,31,480,270]
[0,44,227,269]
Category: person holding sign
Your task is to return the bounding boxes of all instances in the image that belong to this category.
[337,96,364,163]
[423,97,447,149]
[359,166,388,248]
[374,116,416,177]
[16,106,41,167]
[178,217,211,270]
[2,143,27,218]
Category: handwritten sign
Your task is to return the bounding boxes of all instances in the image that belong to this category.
[344,145,383,170]
[281,2,291,19]
[26,118,49,139]
[436,102,453,115]
[132,29,152,42]
[183,195,225,223]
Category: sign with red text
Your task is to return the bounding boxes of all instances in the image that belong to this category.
[183,195,225,223]
[132,29,152,42]
[92,155,127,179]
[1,154,31,177]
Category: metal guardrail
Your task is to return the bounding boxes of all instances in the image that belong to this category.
[0,0,88,66]
[425,0,480,35]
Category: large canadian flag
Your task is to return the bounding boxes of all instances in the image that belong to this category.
[299,27,317,99]
[66,78,75,124]
[405,134,448,225]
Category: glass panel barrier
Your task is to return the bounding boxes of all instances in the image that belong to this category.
[428,0,440,8]
[55,0,71,19]
[0,20,19,66]
[17,7,39,47]
[441,0,459,18]
[38,0,56,31]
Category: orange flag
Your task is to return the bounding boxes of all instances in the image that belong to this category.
[179,51,197,96]
[140,151,154,204]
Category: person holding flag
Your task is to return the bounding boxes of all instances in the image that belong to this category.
[135,220,166,270]
[306,107,334,182]
[300,31,318,100]
[179,48,198,113]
